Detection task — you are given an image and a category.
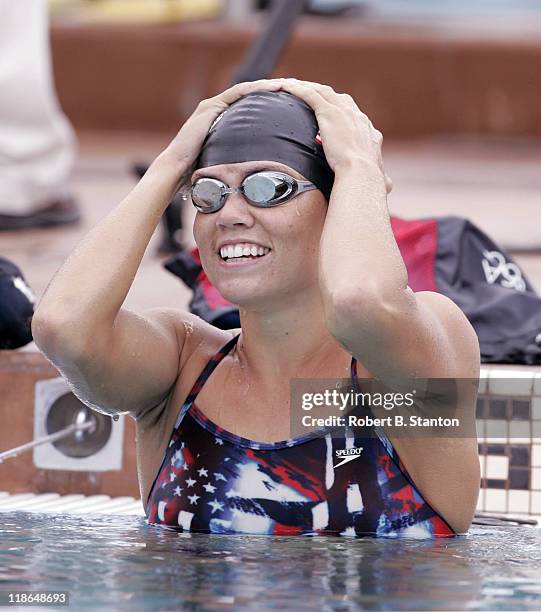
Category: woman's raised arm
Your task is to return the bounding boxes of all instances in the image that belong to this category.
[31,79,284,421]
[31,153,190,421]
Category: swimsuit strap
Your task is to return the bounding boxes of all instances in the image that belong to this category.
[178,333,241,416]
[189,336,360,402]
[178,334,359,429]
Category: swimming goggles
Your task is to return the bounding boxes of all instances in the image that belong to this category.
[190,171,318,214]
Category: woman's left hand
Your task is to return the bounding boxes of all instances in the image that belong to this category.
[276,78,392,194]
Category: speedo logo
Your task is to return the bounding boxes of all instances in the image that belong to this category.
[334,447,363,468]
[314,130,322,145]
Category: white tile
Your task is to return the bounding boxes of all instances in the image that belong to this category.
[479,455,487,479]
[485,489,507,512]
[485,419,508,443]
[533,397,541,420]
[509,421,531,441]
[488,370,533,396]
[532,491,541,514]
[532,445,541,468]
[532,468,541,491]
[476,420,485,441]
[533,373,541,396]
[478,370,489,394]
[533,421,541,441]
[508,490,530,514]
[485,455,509,480]
[476,488,485,511]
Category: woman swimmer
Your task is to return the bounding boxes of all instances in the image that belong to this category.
[32,79,480,538]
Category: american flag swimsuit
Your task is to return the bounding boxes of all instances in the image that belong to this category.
[146,334,456,538]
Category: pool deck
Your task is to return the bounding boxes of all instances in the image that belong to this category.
[3,130,541,327]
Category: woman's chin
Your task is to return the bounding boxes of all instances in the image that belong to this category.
[216,277,286,310]
[216,285,267,309]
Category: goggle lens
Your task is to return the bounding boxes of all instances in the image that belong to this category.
[243,174,279,204]
[192,179,224,210]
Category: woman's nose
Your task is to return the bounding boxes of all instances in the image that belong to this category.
[215,191,255,229]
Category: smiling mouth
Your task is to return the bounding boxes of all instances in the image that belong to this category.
[219,244,271,264]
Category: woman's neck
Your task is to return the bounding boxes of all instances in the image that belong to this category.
[233,290,349,388]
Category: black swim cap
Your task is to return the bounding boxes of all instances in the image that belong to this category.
[196,91,334,200]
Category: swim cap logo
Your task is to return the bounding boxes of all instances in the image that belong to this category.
[209,110,227,132]
[314,131,322,145]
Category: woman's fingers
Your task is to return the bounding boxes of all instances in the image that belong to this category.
[275,79,334,113]
[209,79,284,108]
[280,78,338,100]
[213,77,397,195]
[167,76,395,193]
[292,81,390,184]
[280,79,378,138]
[164,79,285,170]
[277,78,338,107]
[280,79,393,194]
[197,79,283,117]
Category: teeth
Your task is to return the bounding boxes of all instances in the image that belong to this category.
[219,243,270,260]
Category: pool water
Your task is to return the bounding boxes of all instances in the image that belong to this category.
[0,512,540,611]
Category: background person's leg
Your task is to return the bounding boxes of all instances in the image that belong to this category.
[0,0,77,226]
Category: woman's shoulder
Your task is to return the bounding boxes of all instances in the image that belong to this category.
[139,307,239,383]
[159,309,239,374]
[136,310,237,428]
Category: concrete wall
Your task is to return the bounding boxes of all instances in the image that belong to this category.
[0,351,139,498]
[50,17,541,137]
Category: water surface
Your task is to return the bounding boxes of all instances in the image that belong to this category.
[1,512,540,610]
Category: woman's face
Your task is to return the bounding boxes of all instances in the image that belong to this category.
[192,160,328,311]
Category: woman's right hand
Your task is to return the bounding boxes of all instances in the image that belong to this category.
[160,79,285,175]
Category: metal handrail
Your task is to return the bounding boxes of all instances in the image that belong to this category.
[0,420,94,464]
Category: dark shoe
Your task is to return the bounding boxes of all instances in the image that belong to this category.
[0,197,80,231]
